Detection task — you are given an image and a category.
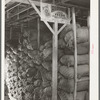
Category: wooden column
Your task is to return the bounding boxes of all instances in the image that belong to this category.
[19,24,23,44]
[37,17,40,49]
[7,11,9,19]
[72,7,77,100]
[52,0,57,99]
[52,22,58,100]
[87,12,90,100]
[68,8,70,19]
[10,27,12,40]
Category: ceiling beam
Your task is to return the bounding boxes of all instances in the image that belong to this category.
[57,2,89,9]
[5,3,21,12]
[6,0,89,11]
[62,0,90,4]
[6,0,41,6]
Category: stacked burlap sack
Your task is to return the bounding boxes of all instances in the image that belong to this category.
[39,24,89,100]
[5,24,89,100]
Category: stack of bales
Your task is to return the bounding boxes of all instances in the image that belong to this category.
[5,24,89,100]
[40,24,89,100]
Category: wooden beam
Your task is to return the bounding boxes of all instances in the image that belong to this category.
[6,0,89,10]
[5,3,21,12]
[52,22,58,100]
[87,13,90,100]
[68,8,71,19]
[57,22,70,34]
[57,2,89,10]
[6,15,39,26]
[6,11,10,19]
[44,21,55,34]
[6,0,41,6]
[5,3,38,22]
[8,6,33,19]
[72,7,77,100]
[62,0,89,4]
[10,26,12,39]
[27,0,41,16]
[68,0,90,4]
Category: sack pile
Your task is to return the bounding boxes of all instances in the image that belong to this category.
[5,24,89,100]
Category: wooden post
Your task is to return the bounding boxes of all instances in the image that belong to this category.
[19,24,23,44]
[87,11,90,100]
[28,0,41,16]
[7,11,9,19]
[52,2,57,100]
[72,7,77,100]
[37,17,40,49]
[10,27,12,40]
[68,8,70,19]
[21,24,23,33]
[52,22,58,100]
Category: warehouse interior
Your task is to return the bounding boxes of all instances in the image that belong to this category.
[5,0,90,100]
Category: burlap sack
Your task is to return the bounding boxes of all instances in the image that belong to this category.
[58,90,87,100]
[64,27,89,48]
[64,42,89,55]
[42,47,65,61]
[59,24,81,39]
[59,65,89,79]
[43,87,87,100]
[58,77,89,93]
[60,54,89,66]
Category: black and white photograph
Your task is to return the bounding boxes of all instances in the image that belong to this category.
[3,0,98,100]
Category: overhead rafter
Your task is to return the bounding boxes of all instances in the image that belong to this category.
[6,0,89,11]
[5,3,21,12]
[57,2,89,10]
[5,0,40,6]
[62,0,89,4]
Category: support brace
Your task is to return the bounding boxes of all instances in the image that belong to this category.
[28,0,41,16]
[44,21,55,34]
